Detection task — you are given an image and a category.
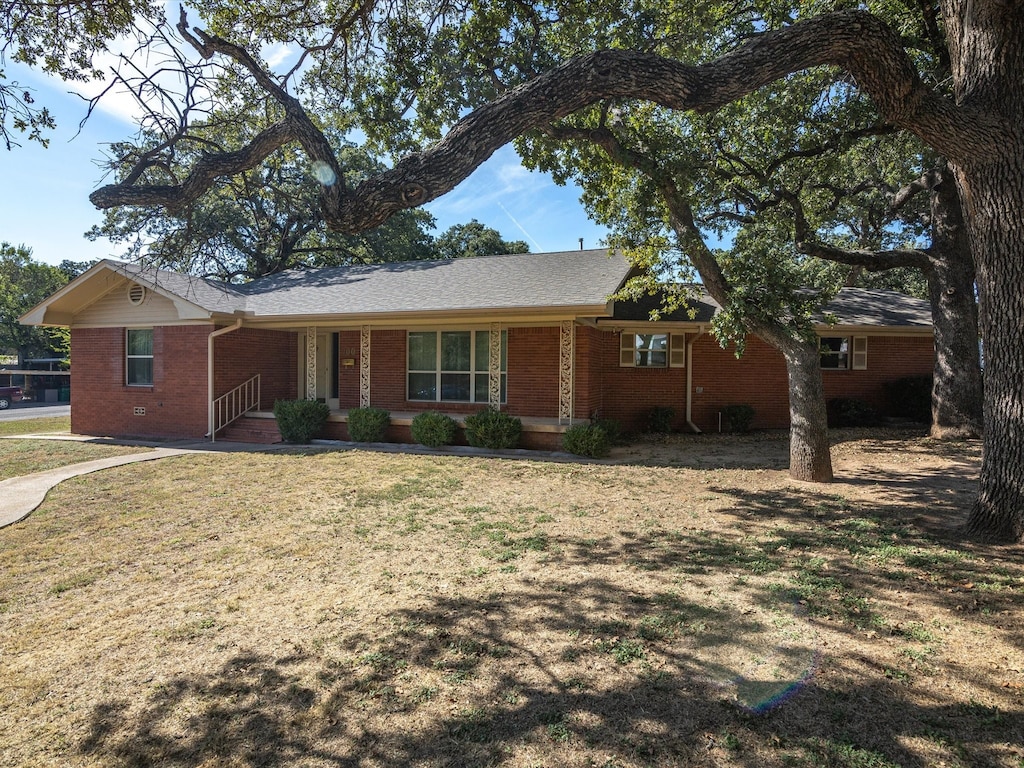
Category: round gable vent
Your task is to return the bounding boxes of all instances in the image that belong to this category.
[127,283,147,306]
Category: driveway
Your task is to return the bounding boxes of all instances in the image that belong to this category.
[0,401,71,421]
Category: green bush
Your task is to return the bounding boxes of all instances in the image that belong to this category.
[720,404,755,433]
[273,399,330,444]
[591,417,622,444]
[883,375,933,422]
[647,406,675,433]
[464,407,521,449]
[562,423,611,458]
[347,406,391,442]
[411,411,458,447]
[827,398,879,428]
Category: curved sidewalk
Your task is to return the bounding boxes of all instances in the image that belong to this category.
[0,447,202,530]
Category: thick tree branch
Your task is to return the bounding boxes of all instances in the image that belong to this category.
[786,188,932,271]
[90,9,995,232]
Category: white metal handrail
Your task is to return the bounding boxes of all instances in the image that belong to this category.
[211,374,260,441]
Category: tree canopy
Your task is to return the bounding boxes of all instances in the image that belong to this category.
[0,243,70,361]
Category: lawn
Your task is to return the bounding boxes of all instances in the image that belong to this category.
[0,431,1020,767]
[0,417,150,480]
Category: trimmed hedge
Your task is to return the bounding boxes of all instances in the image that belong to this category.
[562,423,611,458]
[720,404,755,433]
[883,375,932,422]
[647,406,675,433]
[347,406,391,442]
[273,399,330,444]
[411,411,458,447]
[827,398,880,428]
[464,407,521,449]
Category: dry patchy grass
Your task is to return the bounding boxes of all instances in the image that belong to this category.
[0,431,1021,768]
[0,415,71,437]
[0,439,152,481]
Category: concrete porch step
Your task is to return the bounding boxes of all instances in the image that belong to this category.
[218,416,282,444]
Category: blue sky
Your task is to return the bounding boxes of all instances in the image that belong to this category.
[1,64,609,269]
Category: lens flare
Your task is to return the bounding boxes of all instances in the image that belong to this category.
[311,160,337,186]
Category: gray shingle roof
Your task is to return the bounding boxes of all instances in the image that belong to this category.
[235,249,629,317]
[612,286,932,328]
[114,261,247,314]
[112,256,931,328]
[819,287,932,327]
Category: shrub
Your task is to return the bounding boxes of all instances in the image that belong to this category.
[647,406,675,434]
[347,406,391,442]
[411,411,458,447]
[827,398,879,428]
[273,399,330,444]
[883,375,933,422]
[591,417,622,444]
[562,423,611,458]
[720,404,755,433]
[464,407,521,449]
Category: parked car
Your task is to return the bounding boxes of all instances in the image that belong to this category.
[0,386,24,409]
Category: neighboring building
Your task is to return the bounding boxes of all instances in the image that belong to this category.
[20,250,935,448]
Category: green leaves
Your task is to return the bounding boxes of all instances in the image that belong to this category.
[0,244,70,360]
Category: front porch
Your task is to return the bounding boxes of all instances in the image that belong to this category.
[219,409,574,450]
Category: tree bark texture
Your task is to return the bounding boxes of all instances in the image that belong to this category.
[956,151,1024,542]
[926,168,984,439]
[766,333,835,483]
[942,0,1024,541]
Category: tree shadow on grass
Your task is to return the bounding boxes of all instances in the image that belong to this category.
[78,529,1022,767]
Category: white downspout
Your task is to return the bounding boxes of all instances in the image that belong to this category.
[207,319,243,441]
[686,325,706,434]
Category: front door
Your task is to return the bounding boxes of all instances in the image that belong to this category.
[316,333,339,409]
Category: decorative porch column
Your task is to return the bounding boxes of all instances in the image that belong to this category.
[488,322,502,409]
[558,320,574,425]
[360,325,371,407]
[305,326,317,400]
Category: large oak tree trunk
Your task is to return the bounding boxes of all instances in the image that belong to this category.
[957,157,1024,542]
[927,168,983,438]
[944,0,1024,542]
[775,335,834,483]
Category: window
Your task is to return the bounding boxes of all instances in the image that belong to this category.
[819,336,848,369]
[408,330,507,403]
[819,336,868,370]
[620,333,685,367]
[126,328,153,385]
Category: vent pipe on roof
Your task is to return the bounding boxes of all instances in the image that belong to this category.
[578,238,584,250]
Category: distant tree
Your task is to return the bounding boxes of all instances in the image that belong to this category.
[0,243,69,361]
[433,220,529,260]
[57,259,98,280]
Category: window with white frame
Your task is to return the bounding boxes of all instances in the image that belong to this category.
[620,333,686,367]
[408,330,507,403]
[820,336,868,370]
[126,328,154,385]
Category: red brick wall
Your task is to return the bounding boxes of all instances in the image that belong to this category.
[687,333,935,432]
[71,325,210,439]
[214,327,296,408]
[72,323,934,441]
[574,325,604,421]
[596,329,690,432]
[338,330,361,408]
[507,326,559,417]
[689,335,790,431]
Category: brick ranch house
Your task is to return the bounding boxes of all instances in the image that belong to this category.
[21,250,935,449]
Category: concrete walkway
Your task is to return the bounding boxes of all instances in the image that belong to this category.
[0,436,294,530]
